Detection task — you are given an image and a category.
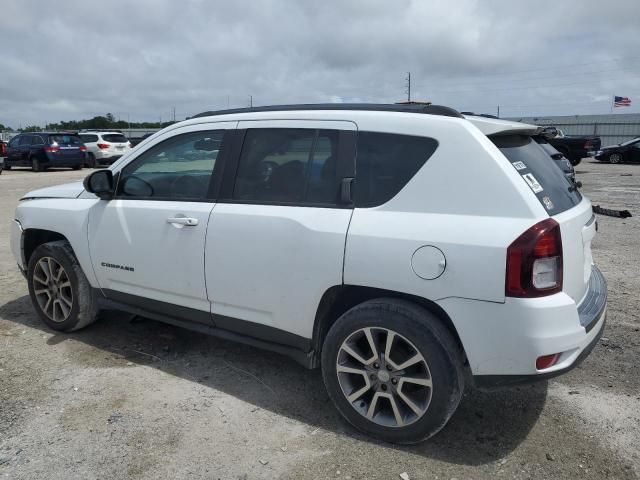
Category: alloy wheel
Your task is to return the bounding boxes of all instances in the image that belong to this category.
[609,153,621,164]
[336,327,433,428]
[32,257,73,323]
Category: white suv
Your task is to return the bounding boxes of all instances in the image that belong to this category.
[78,131,132,167]
[10,104,606,443]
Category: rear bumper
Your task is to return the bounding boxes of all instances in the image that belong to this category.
[438,266,607,381]
[44,153,86,166]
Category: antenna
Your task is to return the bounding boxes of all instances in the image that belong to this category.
[248,95,253,108]
[405,72,411,102]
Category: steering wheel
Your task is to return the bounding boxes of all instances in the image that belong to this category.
[170,175,207,198]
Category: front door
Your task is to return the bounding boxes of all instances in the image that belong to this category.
[205,120,356,340]
[88,123,235,322]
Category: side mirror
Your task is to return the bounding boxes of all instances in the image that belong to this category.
[83,170,114,199]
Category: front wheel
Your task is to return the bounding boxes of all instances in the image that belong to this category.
[27,241,98,332]
[86,153,96,168]
[609,153,622,164]
[321,299,464,444]
[31,157,43,172]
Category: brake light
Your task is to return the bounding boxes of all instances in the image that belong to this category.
[79,145,87,152]
[506,218,563,297]
[44,145,60,153]
[584,140,593,149]
[97,143,109,150]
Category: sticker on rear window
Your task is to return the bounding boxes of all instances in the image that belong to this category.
[542,196,554,211]
[522,173,543,193]
[512,161,527,170]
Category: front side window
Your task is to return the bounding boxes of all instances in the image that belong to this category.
[233,128,340,204]
[18,136,32,146]
[354,132,438,207]
[8,136,21,147]
[118,130,224,200]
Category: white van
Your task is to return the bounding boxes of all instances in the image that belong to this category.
[11,104,606,443]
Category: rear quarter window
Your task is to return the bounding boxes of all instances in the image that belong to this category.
[49,135,82,145]
[354,132,438,207]
[492,134,581,214]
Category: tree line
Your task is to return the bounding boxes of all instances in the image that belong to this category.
[2,113,177,132]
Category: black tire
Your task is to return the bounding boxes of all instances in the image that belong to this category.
[27,241,98,332]
[86,153,96,168]
[321,298,464,444]
[3,164,10,170]
[609,153,622,164]
[31,157,43,172]
[72,164,82,170]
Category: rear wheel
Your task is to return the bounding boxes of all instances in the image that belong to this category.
[3,164,11,170]
[609,153,622,164]
[27,241,98,332]
[72,164,82,170]
[321,298,464,444]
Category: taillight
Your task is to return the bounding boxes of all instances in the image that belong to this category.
[584,140,593,149]
[44,145,60,153]
[128,142,133,148]
[79,145,87,152]
[97,143,109,149]
[506,218,563,297]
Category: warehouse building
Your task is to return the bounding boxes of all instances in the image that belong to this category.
[507,112,640,146]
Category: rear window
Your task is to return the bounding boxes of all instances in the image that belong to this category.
[102,134,128,143]
[48,135,82,145]
[492,134,581,214]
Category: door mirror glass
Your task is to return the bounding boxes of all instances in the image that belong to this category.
[83,170,114,199]
[121,176,154,197]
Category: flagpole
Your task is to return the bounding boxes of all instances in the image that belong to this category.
[610,94,614,114]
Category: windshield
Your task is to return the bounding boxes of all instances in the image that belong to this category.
[492,134,581,215]
[620,137,640,147]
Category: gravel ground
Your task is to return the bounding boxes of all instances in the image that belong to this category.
[0,162,638,480]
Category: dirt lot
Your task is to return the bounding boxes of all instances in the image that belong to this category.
[0,162,638,480]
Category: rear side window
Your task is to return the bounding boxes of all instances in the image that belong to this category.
[102,134,128,143]
[18,136,32,146]
[233,128,340,205]
[79,134,99,143]
[49,135,82,145]
[492,135,581,214]
[354,132,438,207]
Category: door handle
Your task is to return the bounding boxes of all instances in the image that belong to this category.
[167,216,199,226]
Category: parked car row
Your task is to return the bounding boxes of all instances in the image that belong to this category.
[1,131,133,171]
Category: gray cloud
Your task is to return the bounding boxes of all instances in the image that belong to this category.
[1,0,639,128]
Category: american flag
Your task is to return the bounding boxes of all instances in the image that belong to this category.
[614,96,631,107]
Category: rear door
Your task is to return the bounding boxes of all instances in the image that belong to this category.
[205,120,356,340]
[18,135,32,163]
[493,134,592,303]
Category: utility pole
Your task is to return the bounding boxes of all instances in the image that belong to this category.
[248,95,253,108]
[405,72,411,102]
[497,105,500,118]
[227,95,230,109]
[172,106,176,122]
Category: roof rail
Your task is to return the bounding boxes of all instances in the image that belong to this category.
[193,103,462,119]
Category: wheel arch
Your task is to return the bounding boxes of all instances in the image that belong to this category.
[311,285,467,368]
[22,228,72,269]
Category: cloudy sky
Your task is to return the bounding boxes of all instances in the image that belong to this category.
[1,0,639,128]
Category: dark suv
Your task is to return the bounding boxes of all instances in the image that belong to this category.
[4,133,87,172]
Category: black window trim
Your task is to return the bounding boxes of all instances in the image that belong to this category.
[217,128,356,209]
[112,129,233,203]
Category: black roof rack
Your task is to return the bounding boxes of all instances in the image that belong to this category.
[193,103,462,119]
